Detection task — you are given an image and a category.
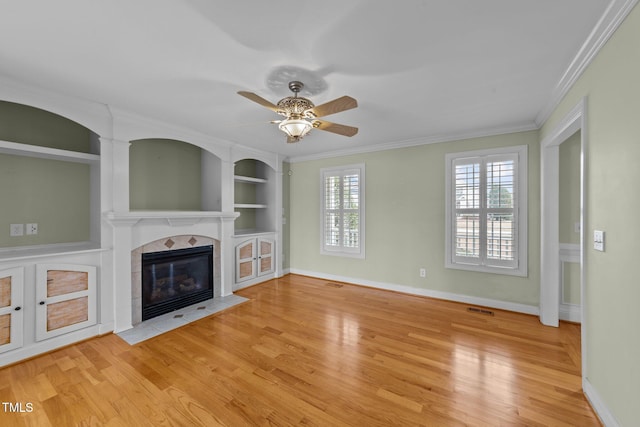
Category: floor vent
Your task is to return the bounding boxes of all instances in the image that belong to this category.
[467,307,494,316]
[326,282,344,288]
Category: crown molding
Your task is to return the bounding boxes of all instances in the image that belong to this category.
[286,121,538,163]
[535,0,639,127]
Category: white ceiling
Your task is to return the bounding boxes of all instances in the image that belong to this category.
[0,0,610,160]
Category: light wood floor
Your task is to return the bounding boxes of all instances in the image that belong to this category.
[0,274,600,426]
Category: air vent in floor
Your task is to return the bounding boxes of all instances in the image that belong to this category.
[467,307,494,316]
[326,282,344,288]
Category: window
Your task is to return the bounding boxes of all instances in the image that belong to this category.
[445,146,527,276]
[320,164,365,258]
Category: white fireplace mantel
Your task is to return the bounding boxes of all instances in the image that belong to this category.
[105,210,239,332]
[105,210,239,226]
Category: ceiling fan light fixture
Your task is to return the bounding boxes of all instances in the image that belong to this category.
[278,118,313,141]
[238,80,358,142]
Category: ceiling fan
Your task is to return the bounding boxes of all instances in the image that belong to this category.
[238,81,358,143]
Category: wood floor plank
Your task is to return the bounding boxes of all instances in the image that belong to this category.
[0,274,601,426]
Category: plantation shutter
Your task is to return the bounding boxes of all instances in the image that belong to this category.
[321,165,364,257]
[453,153,518,269]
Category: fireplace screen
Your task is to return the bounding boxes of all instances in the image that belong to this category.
[142,245,213,321]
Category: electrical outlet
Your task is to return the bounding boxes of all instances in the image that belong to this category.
[26,223,38,235]
[594,230,604,252]
[419,268,426,278]
[10,224,24,237]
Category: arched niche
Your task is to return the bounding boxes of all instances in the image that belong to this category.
[0,101,100,248]
[0,100,99,153]
[129,138,222,211]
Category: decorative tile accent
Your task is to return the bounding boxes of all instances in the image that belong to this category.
[164,238,175,248]
[188,236,198,246]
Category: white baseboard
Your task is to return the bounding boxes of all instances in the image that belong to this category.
[288,269,539,316]
[584,378,619,427]
[560,303,581,323]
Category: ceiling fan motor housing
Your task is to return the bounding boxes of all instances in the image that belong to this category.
[276,96,314,118]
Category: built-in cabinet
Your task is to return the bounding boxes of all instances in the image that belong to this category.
[233,158,280,289]
[0,267,24,354]
[0,101,105,366]
[235,236,275,284]
[0,95,283,367]
[0,262,98,361]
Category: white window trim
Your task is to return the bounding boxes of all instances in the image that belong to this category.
[320,163,365,259]
[445,145,528,276]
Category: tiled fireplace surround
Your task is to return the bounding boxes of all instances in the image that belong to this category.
[130,234,221,325]
[106,211,238,333]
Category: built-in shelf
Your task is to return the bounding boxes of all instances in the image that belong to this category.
[233,158,276,236]
[0,241,105,261]
[234,175,267,184]
[0,139,100,164]
[234,204,268,209]
[0,136,100,252]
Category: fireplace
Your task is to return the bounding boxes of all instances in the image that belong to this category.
[141,245,213,321]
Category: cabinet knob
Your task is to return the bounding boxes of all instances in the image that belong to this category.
[14,306,21,311]
[39,301,45,305]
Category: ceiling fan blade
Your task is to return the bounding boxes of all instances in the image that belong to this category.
[237,91,279,112]
[314,120,358,137]
[306,96,357,118]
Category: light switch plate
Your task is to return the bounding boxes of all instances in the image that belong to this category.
[594,230,604,252]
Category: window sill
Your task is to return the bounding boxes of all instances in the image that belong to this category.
[321,249,365,259]
[445,261,527,277]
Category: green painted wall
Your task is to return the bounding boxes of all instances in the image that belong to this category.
[129,139,202,210]
[540,4,640,424]
[0,155,91,247]
[563,262,581,306]
[290,130,540,306]
[559,131,581,306]
[0,101,92,247]
[559,131,581,245]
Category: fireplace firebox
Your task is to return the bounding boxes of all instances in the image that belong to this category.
[142,245,213,321]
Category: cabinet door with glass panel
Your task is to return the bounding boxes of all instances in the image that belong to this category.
[35,264,96,341]
[0,268,24,354]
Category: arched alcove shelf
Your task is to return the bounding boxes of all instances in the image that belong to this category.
[0,101,101,251]
[129,138,224,212]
